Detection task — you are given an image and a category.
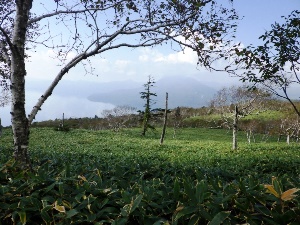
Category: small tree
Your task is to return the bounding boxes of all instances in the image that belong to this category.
[211,85,271,150]
[102,105,137,131]
[140,76,157,136]
[172,106,182,138]
[277,114,300,144]
[235,10,300,117]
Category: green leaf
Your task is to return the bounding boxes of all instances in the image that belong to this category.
[208,211,231,225]
[196,180,208,203]
[41,210,52,224]
[173,206,197,222]
[58,182,64,195]
[112,218,128,225]
[44,182,56,193]
[255,204,271,217]
[129,194,143,214]
[86,214,97,222]
[122,194,143,216]
[183,178,194,200]
[153,219,169,225]
[66,209,79,219]
[188,214,200,225]
[173,178,180,200]
[18,211,26,225]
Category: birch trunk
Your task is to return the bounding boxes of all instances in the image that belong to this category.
[10,0,33,168]
[246,130,251,144]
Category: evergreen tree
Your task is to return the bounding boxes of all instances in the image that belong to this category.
[140,76,157,136]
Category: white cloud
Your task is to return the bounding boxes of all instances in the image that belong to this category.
[26,49,60,80]
[114,60,131,73]
[138,54,149,62]
[138,48,164,63]
[157,48,198,64]
[138,47,197,65]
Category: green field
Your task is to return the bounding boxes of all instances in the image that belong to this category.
[1,127,299,180]
[1,127,300,224]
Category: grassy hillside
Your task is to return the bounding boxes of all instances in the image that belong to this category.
[1,127,299,180]
[1,127,300,224]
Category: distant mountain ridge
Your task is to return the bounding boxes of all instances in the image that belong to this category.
[88,76,216,109]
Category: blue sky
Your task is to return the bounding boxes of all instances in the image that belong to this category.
[1,0,299,126]
[234,0,299,46]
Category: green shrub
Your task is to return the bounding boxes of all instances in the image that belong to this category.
[54,125,70,132]
[1,127,300,224]
[1,160,300,225]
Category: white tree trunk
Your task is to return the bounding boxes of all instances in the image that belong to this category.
[246,130,251,144]
[10,0,33,168]
[287,133,290,145]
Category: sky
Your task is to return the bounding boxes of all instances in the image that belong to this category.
[1,0,299,126]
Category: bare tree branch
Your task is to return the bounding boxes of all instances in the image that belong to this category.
[0,27,14,51]
[0,10,15,26]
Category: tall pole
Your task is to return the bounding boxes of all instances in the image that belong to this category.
[232,105,238,150]
[160,92,168,145]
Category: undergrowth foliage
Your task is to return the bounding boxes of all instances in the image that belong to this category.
[0,160,300,224]
[1,127,300,224]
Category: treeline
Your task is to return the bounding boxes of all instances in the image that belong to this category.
[29,99,300,143]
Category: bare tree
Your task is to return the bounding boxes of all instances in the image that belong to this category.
[102,105,136,131]
[0,0,239,167]
[277,115,300,145]
[211,85,271,150]
[172,106,182,138]
[0,88,10,108]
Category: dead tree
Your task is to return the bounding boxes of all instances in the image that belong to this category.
[160,92,168,145]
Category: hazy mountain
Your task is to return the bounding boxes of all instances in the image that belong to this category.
[26,78,142,98]
[88,76,217,109]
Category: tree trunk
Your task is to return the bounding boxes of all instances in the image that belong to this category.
[141,106,149,136]
[173,106,181,139]
[0,118,2,137]
[142,89,151,136]
[252,131,256,143]
[62,113,65,128]
[246,130,251,144]
[287,133,290,145]
[232,105,238,150]
[160,92,168,145]
[10,0,33,169]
